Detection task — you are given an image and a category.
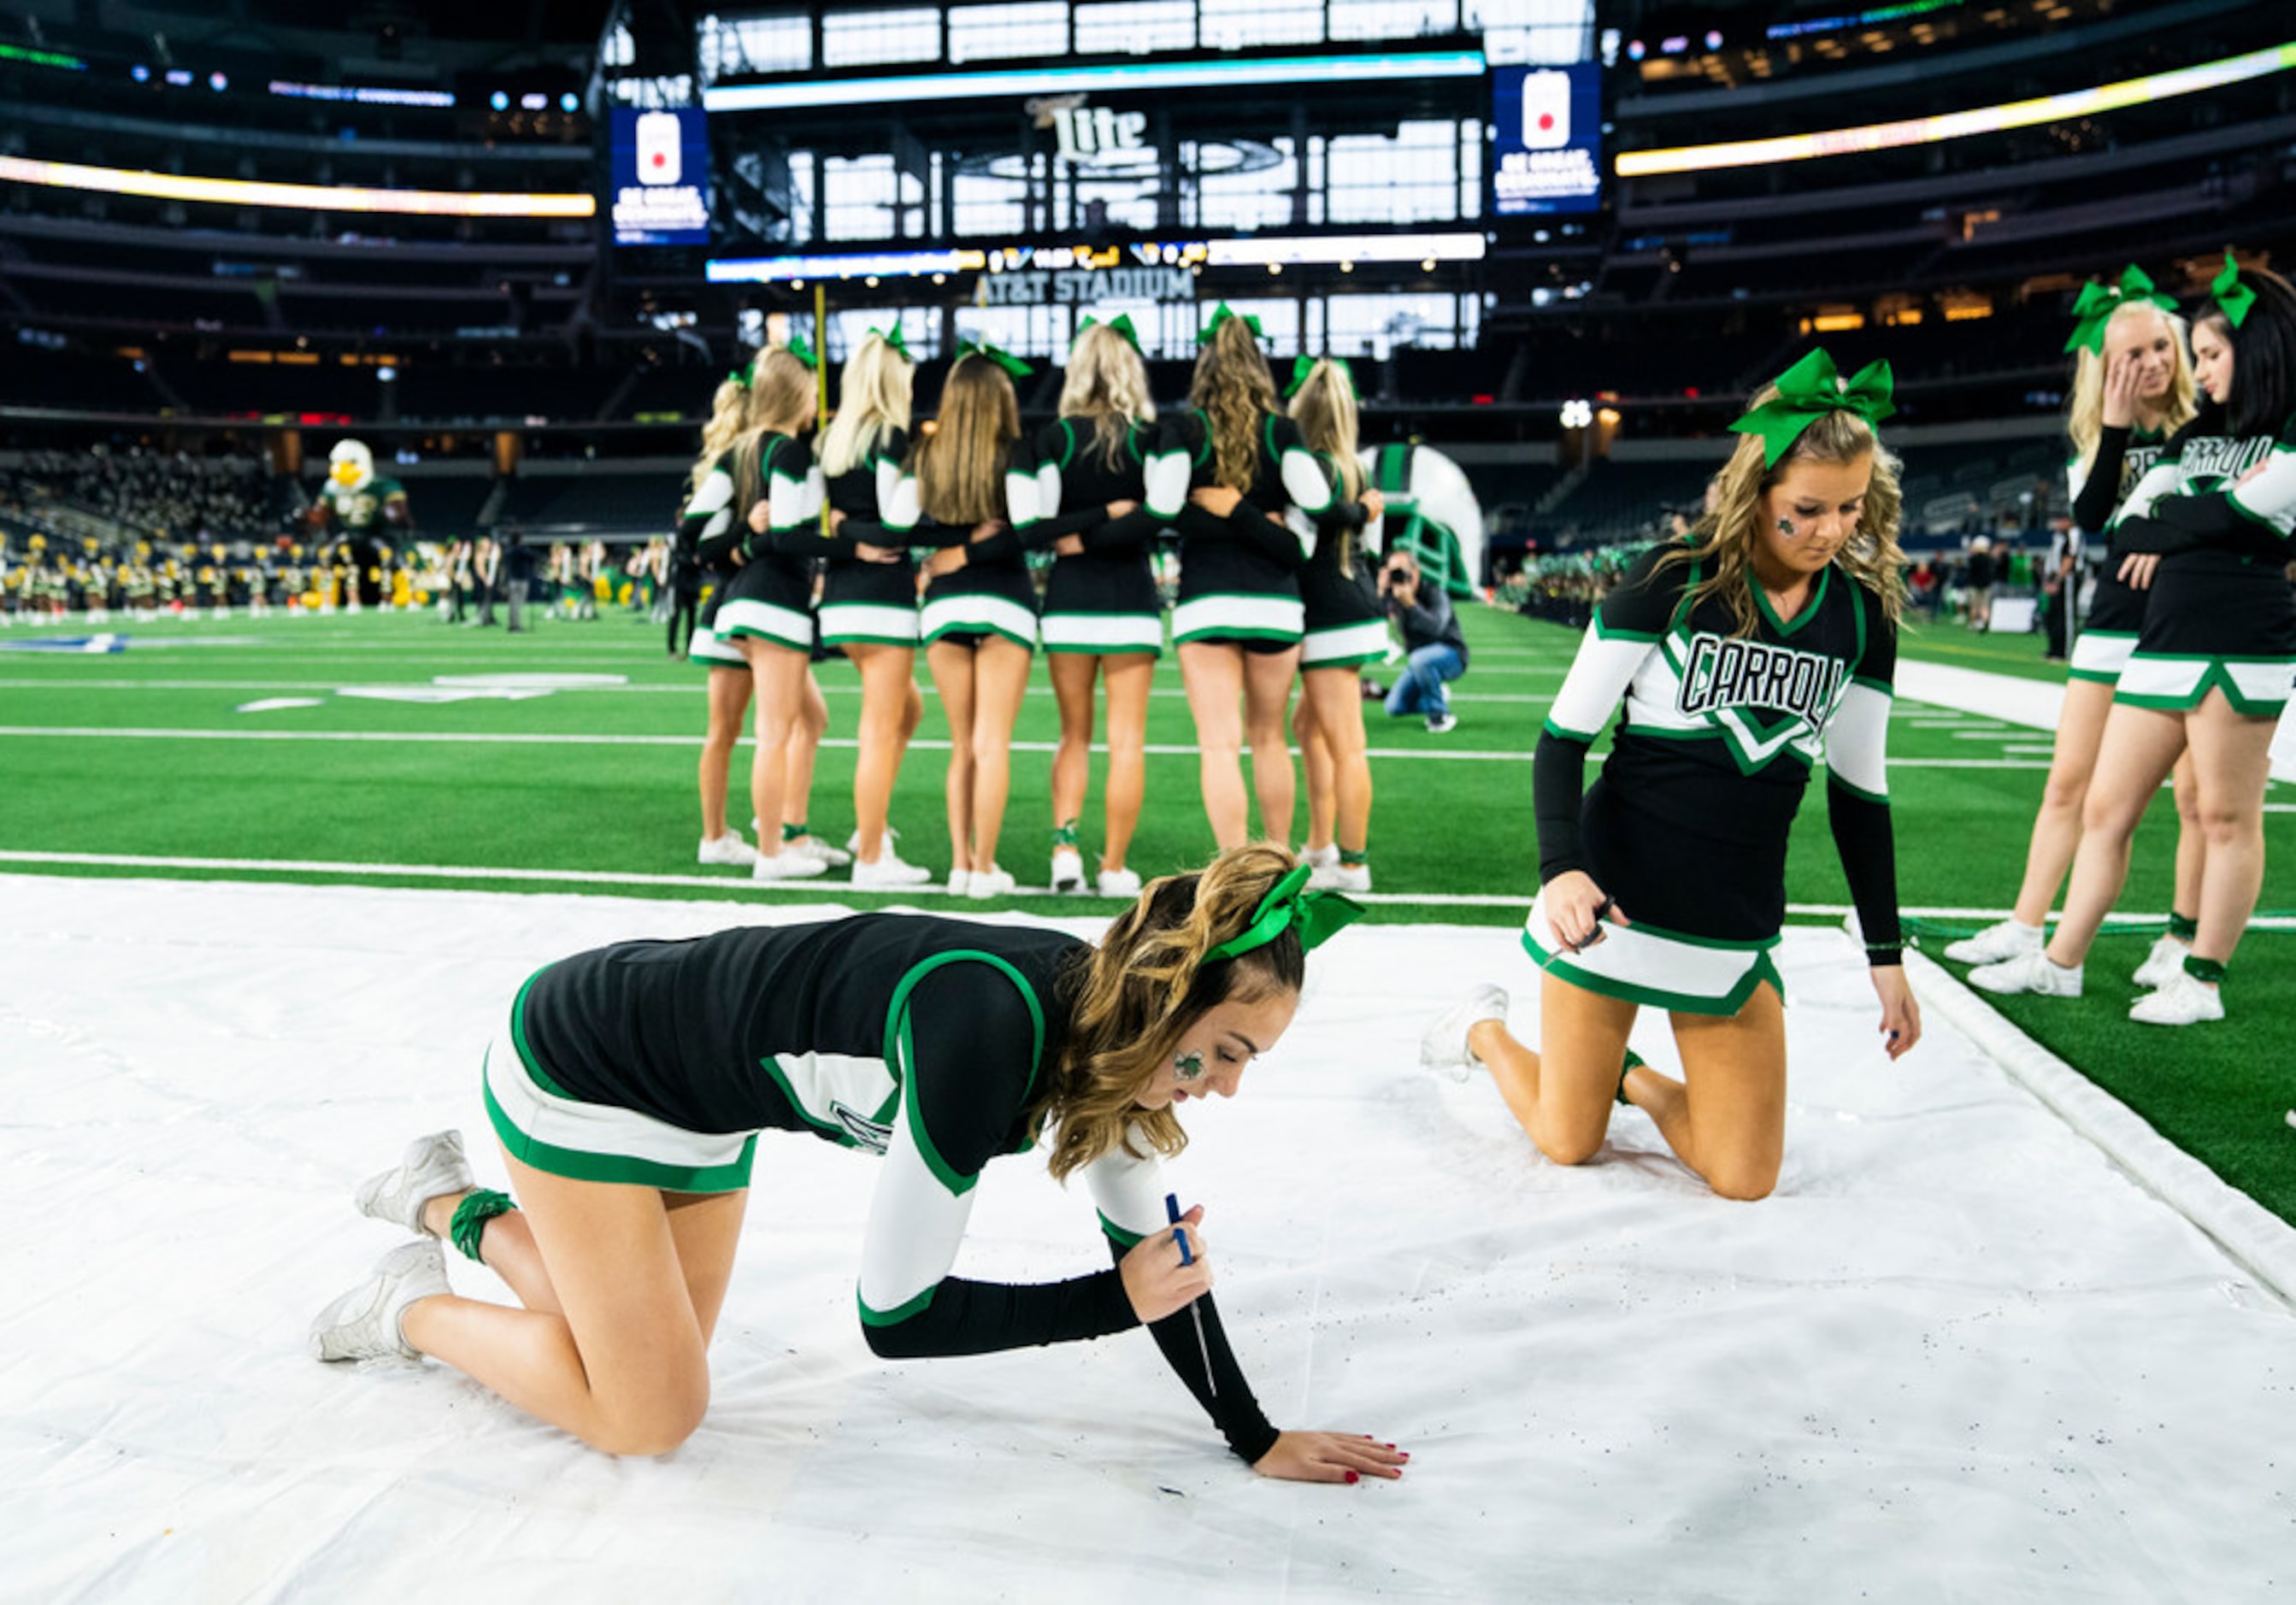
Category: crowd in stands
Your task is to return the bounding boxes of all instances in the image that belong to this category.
[5,447,273,544]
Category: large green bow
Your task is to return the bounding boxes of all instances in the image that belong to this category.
[1284,354,1355,401]
[868,322,912,361]
[1728,349,1895,468]
[1198,303,1265,346]
[954,338,1035,379]
[784,335,818,372]
[2063,265,2179,355]
[1076,313,1141,355]
[1203,862,1365,966]
[726,362,752,391]
[2213,249,2257,330]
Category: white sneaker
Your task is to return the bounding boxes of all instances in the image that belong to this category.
[1420,985,1510,1081]
[966,866,1016,900]
[698,832,759,867]
[946,867,973,897]
[355,1131,474,1236]
[1299,843,1340,872]
[1097,866,1143,899]
[849,826,900,855]
[2132,933,2190,991]
[1943,917,2045,965]
[2128,968,2223,1026]
[1308,861,1371,893]
[1968,949,2082,997]
[851,850,933,889]
[309,1240,451,1362]
[1051,846,1086,893]
[786,833,852,868]
[751,850,827,881]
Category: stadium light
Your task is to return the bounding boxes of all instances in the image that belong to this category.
[1560,399,1593,428]
[1618,40,2296,177]
[704,50,1485,114]
[0,155,594,218]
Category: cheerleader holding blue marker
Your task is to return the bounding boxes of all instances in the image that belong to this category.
[1166,1191,1215,1398]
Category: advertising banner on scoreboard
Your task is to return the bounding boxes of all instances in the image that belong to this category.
[1492,63,1601,216]
[610,107,709,246]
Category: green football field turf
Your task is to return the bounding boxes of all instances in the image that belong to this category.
[3,599,2288,1221]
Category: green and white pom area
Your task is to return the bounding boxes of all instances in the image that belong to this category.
[0,875,2290,1599]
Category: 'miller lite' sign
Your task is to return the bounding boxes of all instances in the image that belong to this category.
[612,107,710,245]
[1492,64,1600,216]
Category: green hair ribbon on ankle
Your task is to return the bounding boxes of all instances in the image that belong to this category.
[450,1189,517,1263]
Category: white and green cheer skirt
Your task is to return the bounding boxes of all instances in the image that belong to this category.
[1521,887,1785,1017]
[483,1013,757,1194]
[2065,627,2136,685]
[1170,591,1304,647]
[1300,617,1391,670]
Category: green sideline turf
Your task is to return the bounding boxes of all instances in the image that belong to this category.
[1,601,2288,1223]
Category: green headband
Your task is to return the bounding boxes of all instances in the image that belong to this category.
[868,323,912,361]
[2213,249,2257,330]
[1198,303,1265,346]
[1075,313,1141,355]
[2063,264,2179,356]
[1284,354,1355,401]
[1728,349,1895,469]
[1202,863,1365,966]
[953,338,1034,379]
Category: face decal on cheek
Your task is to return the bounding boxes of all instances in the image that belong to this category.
[1173,1050,1205,1083]
[1777,518,1797,537]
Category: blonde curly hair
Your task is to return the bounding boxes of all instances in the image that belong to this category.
[1189,314,1277,494]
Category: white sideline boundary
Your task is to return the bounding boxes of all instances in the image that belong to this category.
[1906,948,2296,1309]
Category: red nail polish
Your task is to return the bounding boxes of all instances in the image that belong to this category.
[1345,1471,1359,1484]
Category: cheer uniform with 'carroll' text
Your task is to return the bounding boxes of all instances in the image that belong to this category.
[1528,544,1903,1014]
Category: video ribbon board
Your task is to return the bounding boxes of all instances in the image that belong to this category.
[1491,63,1601,216]
[611,107,710,246]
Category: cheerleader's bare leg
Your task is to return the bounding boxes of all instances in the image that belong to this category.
[1098,653,1155,874]
[400,1151,747,1456]
[2045,703,2188,967]
[846,644,916,863]
[927,639,980,872]
[1242,645,1301,850]
[1180,641,1251,850]
[699,667,752,843]
[1652,986,1789,1202]
[1466,973,1636,1167]
[2181,689,2276,967]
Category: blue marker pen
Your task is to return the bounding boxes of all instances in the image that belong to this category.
[1165,1191,1216,1399]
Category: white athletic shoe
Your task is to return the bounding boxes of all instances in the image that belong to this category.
[1096,867,1143,899]
[851,850,933,889]
[946,867,973,897]
[354,1131,474,1237]
[966,866,1017,900]
[849,826,901,855]
[1968,949,2082,997]
[1308,861,1371,894]
[1051,846,1086,894]
[2132,934,2191,991]
[786,833,852,868]
[751,850,827,881]
[1299,843,1340,873]
[309,1240,451,1362]
[1420,985,1510,1082]
[2128,969,2224,1026]
[698,832,759,867]
[1943,918,2045,965]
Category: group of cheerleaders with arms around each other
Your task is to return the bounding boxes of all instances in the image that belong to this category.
[303,256,2291,1473]
[677,308,1387,904]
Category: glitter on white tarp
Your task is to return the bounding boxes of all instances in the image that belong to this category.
[0,875,2288,1602]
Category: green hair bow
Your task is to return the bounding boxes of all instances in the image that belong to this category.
[1728,349,1895,469]
[2213,249,2257,331]
[2063,265,2179,356]
[1198,303,1265,346]
[953,338,1035,379]
[1203,862,1365,966]
[1075,313,1141,355]
[1283,354,1354,401]
[784,335,818,372]
[868,323,912,361]
[726,362,753,390]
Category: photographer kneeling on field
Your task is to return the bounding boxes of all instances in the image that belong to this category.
[1379,550,1469,733]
